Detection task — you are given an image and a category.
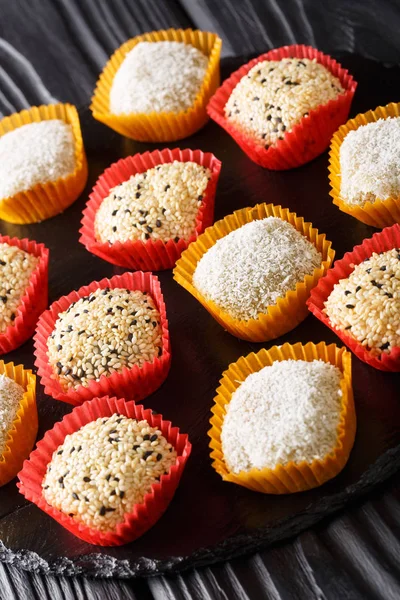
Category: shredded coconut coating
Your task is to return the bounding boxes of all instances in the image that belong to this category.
[95,161,211,244]
[0,243,39,333]
[340,117,400,206]
[0,373,25,457]
[0,120,75,200]
[109,41,208,115]
[221,359,343,473]
[324,248,400,355]
[42,414,177,532]
[192,217,322,321]
[225,58,343,147]
[47,288,162,390]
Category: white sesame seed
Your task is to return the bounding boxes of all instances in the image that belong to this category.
[95,161,210,245]
[0,120,75,200]
[0,243,39,333]
[47,288,162,390]
[225,58,343,148]
[221,359,343,473]
[324,248,400,355]
[109,41,208,115]
[42,414,177,532]
[193,217,322,321]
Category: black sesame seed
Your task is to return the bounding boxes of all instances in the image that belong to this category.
[109,429,117,434]
[261,78,266,83]
[150,434,158,442]
[70,447,75,453]
[127,332,133,341]
[265,144,269,150]
[72,493,79,500]
[120,491,125,499]
[99,506,106,516]
[366,268,372,274]
[143,434,150,441]
[156,453,163,461]
[10,313,15,321]
[83,476,90,482]
[78,330,85,335]
[0,260,5,266]
[132,319,137,325]
[152,321,157,327]
[380,266,386,271]
[146,226,153,233]
[344,290,351,296]
[106,507,116,512]
[71,374,80,381]
[346,304,355,309]
[345,325,352,330]
[143,451,153,460]
[155,219,162,228]
[57,450,63,455]
[114,476,120,481]
[125,209,131,214]
[162,208,166,214]
[69,513,74,517]
[385,292,393,298]
[164,184,170,192]
[355,286,361,292]
[84,497,89,502]
[112,209,118,216]
[112,226,117,232]
[174,237,179,243]
[65,368,72,376]
[0,296,6,303]
[133,445,140,450]
[105,474,111,481]
[135,192,141,199]
[145,233,150,240]
[110,489,116,496]
[381,342,390,350]
[267,115,272,121]
[58,477,64,484]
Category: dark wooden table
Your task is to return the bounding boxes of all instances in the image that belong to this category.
[1,1,400,598]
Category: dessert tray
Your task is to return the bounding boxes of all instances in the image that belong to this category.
[0,53,399,579]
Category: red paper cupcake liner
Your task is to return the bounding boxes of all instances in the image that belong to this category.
[0,236,49,354]
[79,148,222,271]
[307,224,400,371]
[17,395,191,546]
[207,45,357,170]
[33,272,171,405]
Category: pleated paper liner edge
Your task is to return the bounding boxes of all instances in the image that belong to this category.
[307,223,400,371]
[91,29,222,142]
[173,202,335,342]
[17,395,191,546]
[33,272,171,406]
[208,341,355,494]
[0,103,88,224]
[0,235,49,354]
[329,101,400,228]
[0,361,37,487]
[79,148,222,271]
[207,44,357,170]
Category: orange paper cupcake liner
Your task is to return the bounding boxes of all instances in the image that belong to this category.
[0,235,49,354]
[0,361,37,487]
[91,29,222,142]
[0,103,88,224]
[207,45,357,170]
[79,148,222,271]
[209,341,355,494]
[308,224,400,371]
[33,272,171,406]
[17,395,191,546]
[173,203,335,342]
[329,102,400,228]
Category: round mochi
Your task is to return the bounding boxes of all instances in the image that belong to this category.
[0,120,75,200]
[109,41,209,115]
[42,413,177,532]
[225,58,343,148]
[192,217,322,321]
[324,248,400,355]
[95,161,211,244]
[47,288,163,390]
[221,359,343,474]
[339,117,400,207]
[0,373,25,457]
[0,243,39,333]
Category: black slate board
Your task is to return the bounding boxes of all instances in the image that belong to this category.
[0,54,400,579]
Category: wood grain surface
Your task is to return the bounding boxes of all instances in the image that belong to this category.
[0,1,400,598]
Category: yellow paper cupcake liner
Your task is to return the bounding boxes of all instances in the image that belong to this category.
[0,103,88,224]
[0,361,37,487]
[91,28,222,142]
[209,341,355,494]
[329,102,400,228]
[173,203,335,342]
